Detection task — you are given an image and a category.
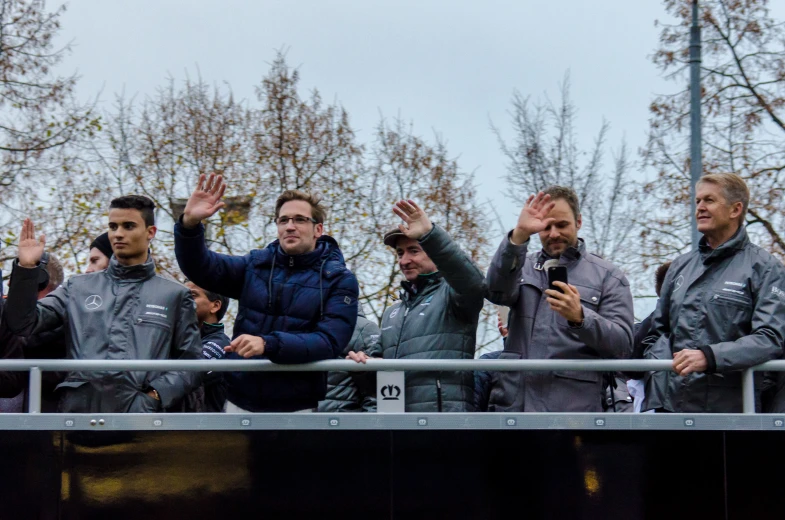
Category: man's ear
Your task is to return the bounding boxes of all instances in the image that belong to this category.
[575,214,582,232]
[729,202,743,221]
[147,225,157,242]
[314,222,324,238]
[210,298,222,316]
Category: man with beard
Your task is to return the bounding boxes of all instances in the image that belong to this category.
[485,186,634,412]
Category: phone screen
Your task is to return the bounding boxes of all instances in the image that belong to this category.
[548,266,568,293]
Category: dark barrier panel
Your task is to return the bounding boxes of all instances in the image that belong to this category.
[0,430,783,519]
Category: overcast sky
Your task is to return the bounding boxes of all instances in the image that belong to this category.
[54,0,785,315]
[57,1,678,219]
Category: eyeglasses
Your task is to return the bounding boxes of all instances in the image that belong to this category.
[275,215,318,226]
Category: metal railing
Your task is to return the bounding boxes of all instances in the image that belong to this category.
[1,358,784,415]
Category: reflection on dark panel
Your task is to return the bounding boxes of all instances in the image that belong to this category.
[0,429,783,518]
[726,432,785,518]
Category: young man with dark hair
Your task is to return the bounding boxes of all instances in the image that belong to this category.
[485,187,634,412]
[86,232,112,273]
[182,281,231,412]
[174,174,359,413]
[4,196,203,413]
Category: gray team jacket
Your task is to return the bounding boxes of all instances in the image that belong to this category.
[643,227,785,413]
[485,234,634,412]
[6,255,203,413]
[380,225,486,412]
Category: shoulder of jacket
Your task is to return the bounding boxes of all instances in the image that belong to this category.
[581,254,629,284]
[151,274,189,294]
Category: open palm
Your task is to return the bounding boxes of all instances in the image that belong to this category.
[182,173,226,228]
[393,199,433,240]
[516,192,556,236]
[18,218,45,268]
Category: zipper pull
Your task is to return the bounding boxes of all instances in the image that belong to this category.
[289,257,294,267]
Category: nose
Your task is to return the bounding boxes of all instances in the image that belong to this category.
[399,252,412,267]
[285,219,297,231]
[548,227,560,239]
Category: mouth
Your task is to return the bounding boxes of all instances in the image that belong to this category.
[113,243,126,248]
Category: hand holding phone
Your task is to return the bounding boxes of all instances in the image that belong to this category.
[548,266,568,293]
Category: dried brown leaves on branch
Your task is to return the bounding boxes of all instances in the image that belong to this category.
[644,0,785,263]
[95,51,490,329]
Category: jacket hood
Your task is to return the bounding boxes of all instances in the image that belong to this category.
[252,235,347,271]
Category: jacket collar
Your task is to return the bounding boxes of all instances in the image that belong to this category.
[699,226,749,264]
[536,238,586,267]
[107,254,156,282]
[200,322,225,338]
[400,271,443,300]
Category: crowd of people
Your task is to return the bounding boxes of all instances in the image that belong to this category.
[0,172,782,414]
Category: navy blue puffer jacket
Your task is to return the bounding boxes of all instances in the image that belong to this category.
[174,221,359,412]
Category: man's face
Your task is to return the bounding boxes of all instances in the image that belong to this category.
[186,282,216,324]
[86,247,110,273]
[108,208,156,262]
[276,200,323,255]
[538,199,581,258]
[696,182,741,237]
[396,236,438,282]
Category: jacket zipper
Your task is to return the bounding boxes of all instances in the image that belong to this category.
[436,377,443,412]
[393,306,410,360]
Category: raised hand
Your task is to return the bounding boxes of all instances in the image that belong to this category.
[511,192,556,245]
[182,173,227,228]
[18,218,45,268]
[392,200,433,240]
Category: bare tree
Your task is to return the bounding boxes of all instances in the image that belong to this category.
[644,0,785,264]
[493,73,639,272]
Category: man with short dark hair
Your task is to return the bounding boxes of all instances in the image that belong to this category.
[174,174,359,413]
[644,173,785,412]
[486,187,634,412]
[5,196,203,413]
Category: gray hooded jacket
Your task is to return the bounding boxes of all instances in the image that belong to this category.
[318,311,382,412]
[485,234,634,412]
[6,256,202,413]
[380,225,486,412]
[643,227,785,413]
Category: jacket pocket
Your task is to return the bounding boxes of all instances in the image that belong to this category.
[576,286,602,309]
[135,316,172,331]
[708,293,753,326]
[553,370,600,384]
[130,391,162,413]
[710,293,752,307]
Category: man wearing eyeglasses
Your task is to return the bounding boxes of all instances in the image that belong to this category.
[174,174,359,413]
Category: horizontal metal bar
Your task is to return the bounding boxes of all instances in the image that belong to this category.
[1,412,785,431]
[0,358,781,373]
[0,358,675,372]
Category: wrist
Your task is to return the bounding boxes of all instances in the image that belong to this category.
[181,214,200,229]
[18,260,37,269]
[510,228,530,246]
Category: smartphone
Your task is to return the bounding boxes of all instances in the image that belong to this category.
[547,266,568,293]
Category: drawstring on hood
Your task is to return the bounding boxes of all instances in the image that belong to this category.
[267,260,276,308]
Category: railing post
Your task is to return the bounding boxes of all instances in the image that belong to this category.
[742,368,756,414]
[28,367,42,414]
